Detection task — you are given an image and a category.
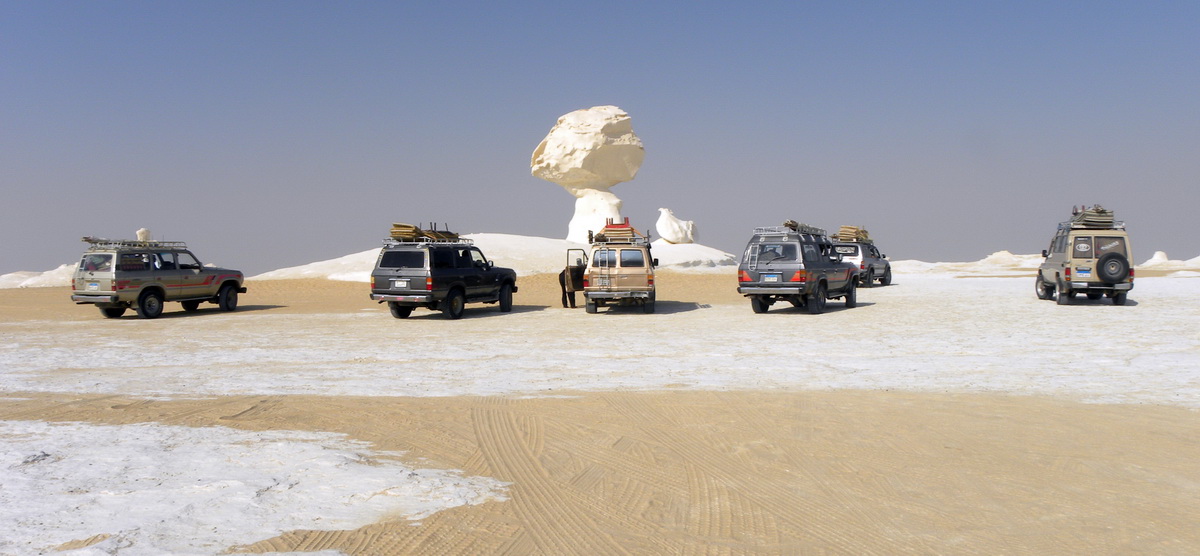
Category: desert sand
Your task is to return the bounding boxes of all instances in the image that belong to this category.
[3,272,1200,554]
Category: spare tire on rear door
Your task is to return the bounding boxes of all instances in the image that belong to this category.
[1096,252,1129,284]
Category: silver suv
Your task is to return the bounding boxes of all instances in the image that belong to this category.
[832,241,891,287]
[70,237,246,319]
[1036,205,1133,305]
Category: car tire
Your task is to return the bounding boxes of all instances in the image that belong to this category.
[1096,253,1130,284]
[862,269,874,288]
[585,298,598,314]
[643,293,656,314]
[1113,292,1128,306]
[217,284,239,312]
[100,307,126,319]
[137,290,164,319]
[181,300,201,312]
[388,302,413,319]
[499,283,513,312]
[807,283,827,315]
[442,289,465,319]
[844,280,857,309]
[880,267,892,286]
[750,296,769,313]
[1035,275,1053,300]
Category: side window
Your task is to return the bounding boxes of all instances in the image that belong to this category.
[469,248,489,268]
[1095,237,1127,257]
[431,248,455,269]
[176,252,201,270]
[119,253,151,272]
[1053,233,1068,254]
[802,244,820,263]
[1072,236,1094,259]
[620,249,645,267]
[154,252,176,271]
[454,248,474,269]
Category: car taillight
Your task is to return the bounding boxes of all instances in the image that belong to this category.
[426,277,433,291]
[648,274,654,286]
[1064,268,1071,281]
[1129,268,1135,282]
[789,270,806,282]
[738,270,751,282]
[860,262,865,270]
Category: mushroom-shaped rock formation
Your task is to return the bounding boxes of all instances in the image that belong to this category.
[531,106,645,244]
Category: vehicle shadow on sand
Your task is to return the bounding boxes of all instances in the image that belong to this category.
[587,300,710,315]
[752,301,877,314]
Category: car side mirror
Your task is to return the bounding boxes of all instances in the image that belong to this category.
[882,254,887,259]
[1041,250,1048,258]
[652,258,659,267]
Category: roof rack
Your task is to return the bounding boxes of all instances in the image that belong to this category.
[590,217,651,246]
[753,220,827,237]
[1061,205,1124,230]
[384,222,472,245]
[81,237,188,250]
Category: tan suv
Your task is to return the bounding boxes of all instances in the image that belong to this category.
[1036,205,1133,305]
[71,237,246,319]
[580,218,657,314]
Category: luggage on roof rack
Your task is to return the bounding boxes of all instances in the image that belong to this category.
[81,237,188,250]
[1063,205,1123,229]
[590,217,650,245]
[387,222,463,242]
[833,225,871,243]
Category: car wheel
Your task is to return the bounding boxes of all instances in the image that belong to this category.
[1113,292,1128,305]
[844,280,857,309]
[442,289,465,319]
[862,269,874,288]
[137,290,164,319]
[217,284,239,312]
[1096,253,1130,284]
[585,298,598,314]
[100,307,126,319]
[807,283,827,314]
[642,293,656,314]
[1086,292,1102,300]
[181,300,201,312]
[1035,275,1053,300]
[750,296,769,313]
[880,267,892,286]
[499,283,513,312]
[388,302,413,319]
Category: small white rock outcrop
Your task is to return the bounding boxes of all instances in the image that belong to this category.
[655,208,696,244]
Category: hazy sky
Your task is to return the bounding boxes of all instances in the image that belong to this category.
[3,1,1197,275]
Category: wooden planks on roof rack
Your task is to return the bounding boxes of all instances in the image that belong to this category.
[833,225,871,243]
[389,223,460,241]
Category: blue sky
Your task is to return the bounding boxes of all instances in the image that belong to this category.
[3,1,1197,274]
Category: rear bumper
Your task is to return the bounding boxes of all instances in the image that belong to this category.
[1064,282,1133,291]
[585,290,652,300]
[71,294,118,304]
[738,286,805,295]
[371,293,434,303]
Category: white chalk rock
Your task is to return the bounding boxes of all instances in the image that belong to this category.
[136,228,151,241]
[567,190,623,244]
[530,105,644,195]
[655,207,696,244]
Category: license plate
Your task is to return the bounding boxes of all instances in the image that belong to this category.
[87,282,99,291]
[595,278,610,287]
[762,274,780,283]
[1076,270,1091,278]
[391,279,409,289]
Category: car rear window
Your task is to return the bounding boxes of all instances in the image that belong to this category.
[620,249,646,267]
[380,250,425,269]
[79,254,113,271]
[1095,236,1127,257]
[1072,236,1094,258]
[834,245,858,256]
[757,243,797,261]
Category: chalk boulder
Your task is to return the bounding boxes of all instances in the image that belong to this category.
[531,106,644,243]
[656,208,696,244]
[136,228,151,241]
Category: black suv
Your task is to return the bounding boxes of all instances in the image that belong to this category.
[736,222,859,314]
[369,234,517,319]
